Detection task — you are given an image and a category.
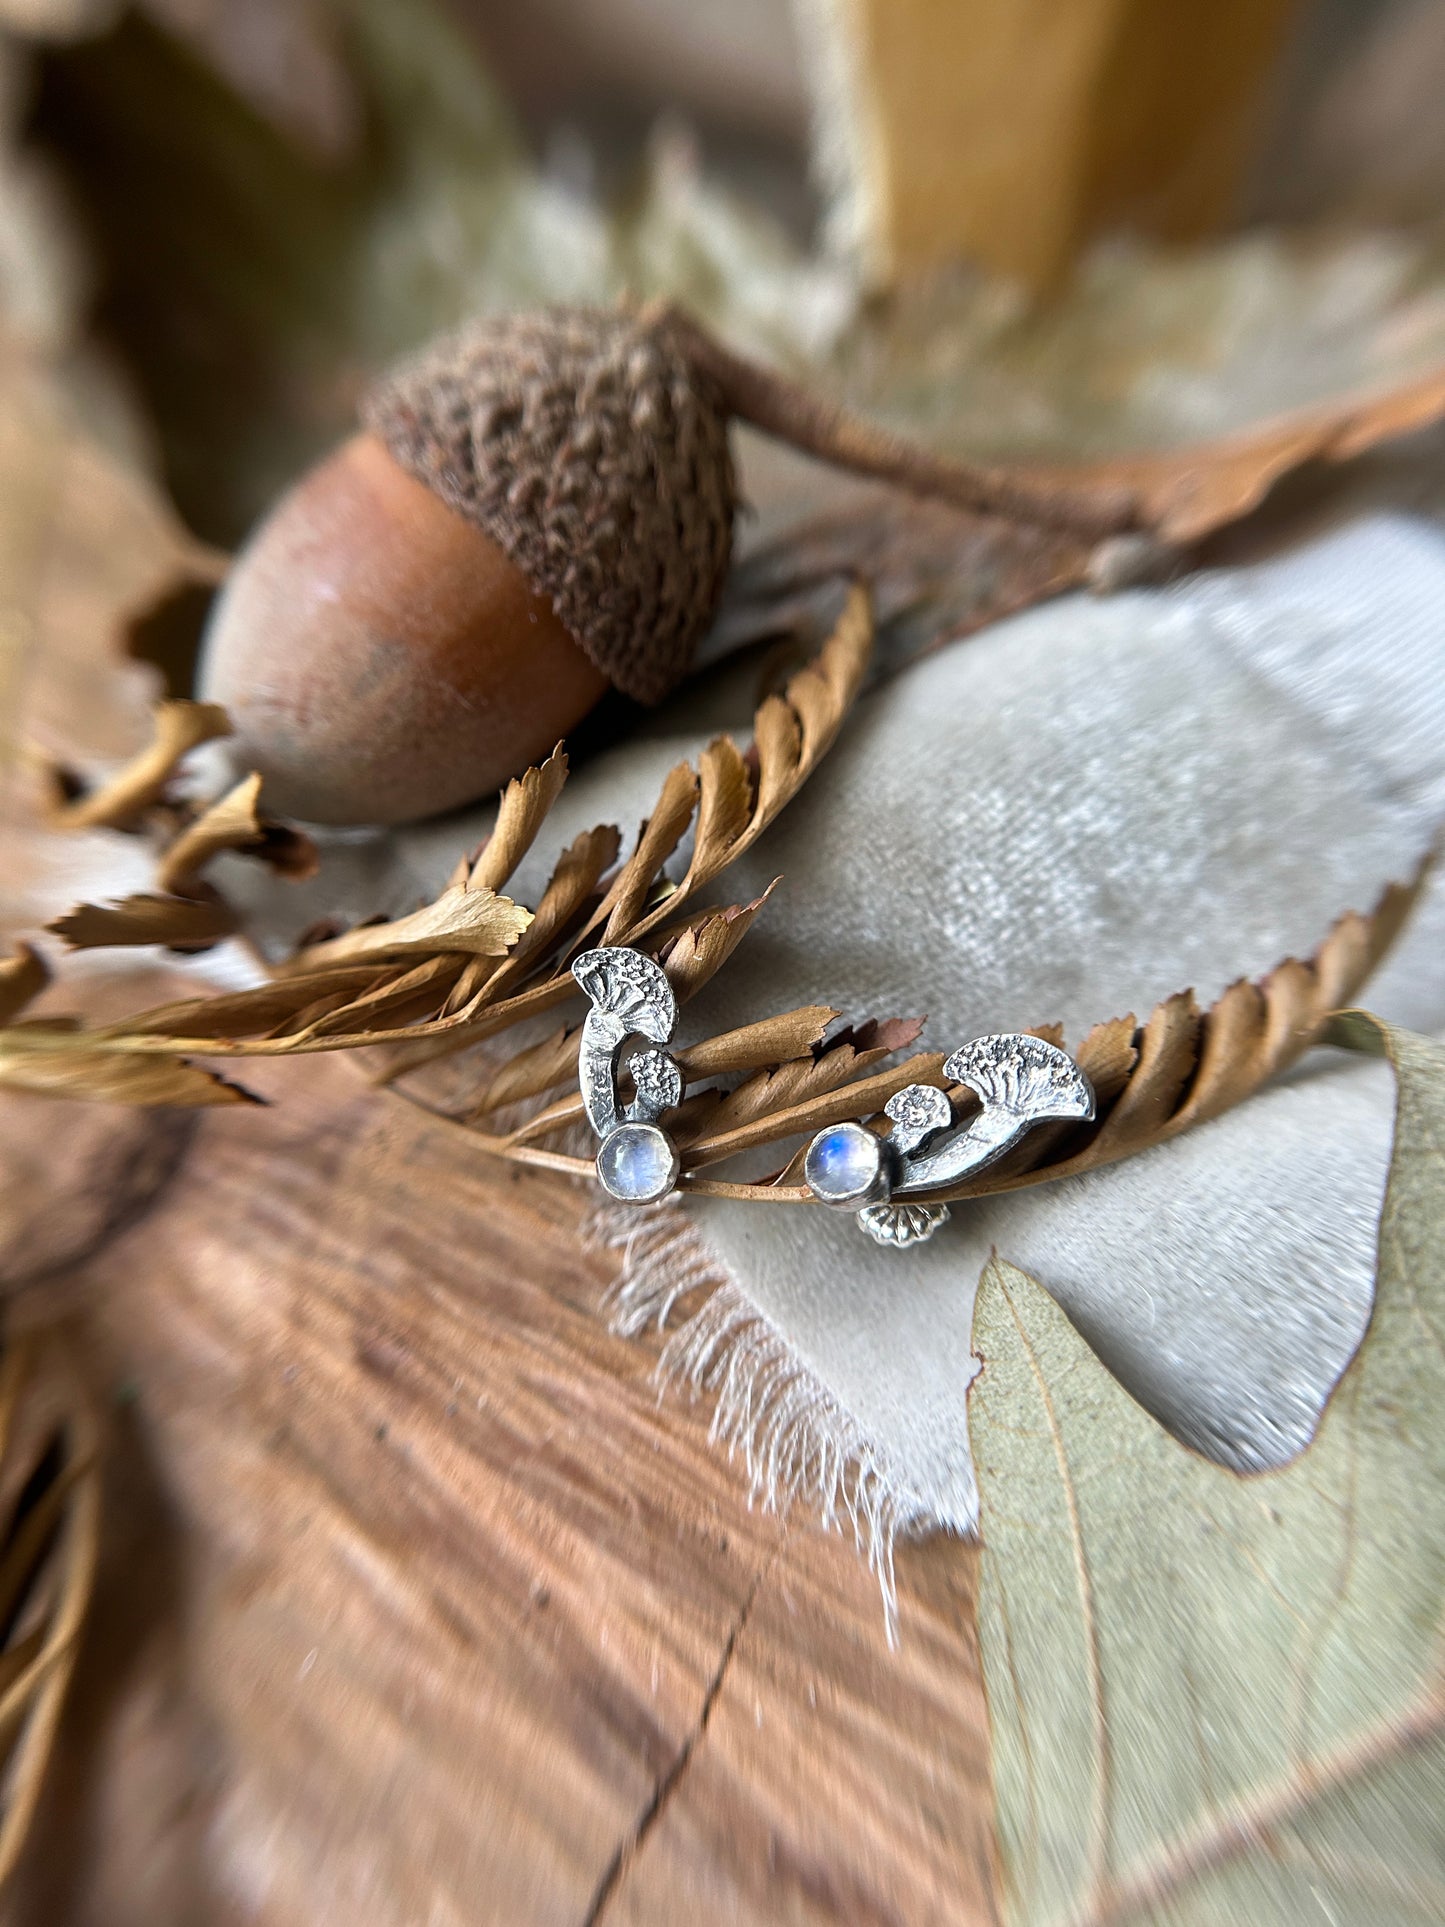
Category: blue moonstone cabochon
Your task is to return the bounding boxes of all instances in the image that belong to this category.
[804,1121,889,1207]
[596,1121,680,1204]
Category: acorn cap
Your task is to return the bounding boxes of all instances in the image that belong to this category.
[362,306,736,705]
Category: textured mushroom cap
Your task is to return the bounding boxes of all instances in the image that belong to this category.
[363,307,736,704]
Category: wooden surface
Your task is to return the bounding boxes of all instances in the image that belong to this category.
[0,1045,997,1925]
[0,324,996,1926]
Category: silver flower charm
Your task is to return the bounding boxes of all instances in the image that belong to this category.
[804,1034,1095,1246]
[572,947,684,1204]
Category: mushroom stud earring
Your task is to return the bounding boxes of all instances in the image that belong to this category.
[804,1034,1095,1246]
[572,948,684,1205]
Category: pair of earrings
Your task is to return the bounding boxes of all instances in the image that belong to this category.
[572,947,1095,1248]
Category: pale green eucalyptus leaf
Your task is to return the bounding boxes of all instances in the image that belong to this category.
[969,1018,1445,1927]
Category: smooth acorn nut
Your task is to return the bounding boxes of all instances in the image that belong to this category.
[199,432,613,824]
[199,307,736,826]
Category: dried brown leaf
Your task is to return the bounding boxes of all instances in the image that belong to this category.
[471,1025,582,1119]
[1031,360,1445,548]
[631,584,873,938]
[486,822,621,993]
[156,772,318,893]
[115,967,386,1041]
[48,889,240,953]
[596,762,701,945]
[0,948,48,1028]
[657,891,778,1003]
[0,1035,259,1106]
[44,700,230,830]
[466,746,568,895]
[679,1019,928,1160]
[678,1005,839,1082]
[292,956,466,1042]
[684,1050,948,1173]
[282,885,531,972]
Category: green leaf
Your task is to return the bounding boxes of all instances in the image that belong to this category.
[969,1019,1445,1926]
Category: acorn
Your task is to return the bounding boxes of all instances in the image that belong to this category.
[199,303,1134,826]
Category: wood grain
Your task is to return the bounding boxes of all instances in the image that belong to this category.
[0,1046,996,1925]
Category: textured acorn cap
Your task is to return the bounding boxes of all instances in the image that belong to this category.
[362,306,736,705]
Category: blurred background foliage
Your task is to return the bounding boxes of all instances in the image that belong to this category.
[4,1,1445,547]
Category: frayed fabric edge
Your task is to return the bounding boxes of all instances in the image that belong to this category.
[586,1200,948,1639]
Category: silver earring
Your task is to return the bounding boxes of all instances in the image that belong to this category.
[803,1034,1095,1247]
[572,947,683,1205]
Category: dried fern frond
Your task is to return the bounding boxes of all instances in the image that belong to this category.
[935,869,1425,1204]
[669,867,1424,1204]
[0,1331,101,1889]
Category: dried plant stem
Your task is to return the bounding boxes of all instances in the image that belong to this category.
[657,303,1138,542]
[402,867,1424,1212]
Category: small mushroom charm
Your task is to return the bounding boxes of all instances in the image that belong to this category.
[572,947,684,1205]
[803,1034,1095,1247]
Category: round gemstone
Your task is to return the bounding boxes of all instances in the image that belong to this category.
[596,1122,679,1204]
[804,1122,890,1208]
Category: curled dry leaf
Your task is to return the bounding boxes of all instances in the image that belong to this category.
[1061,359,1445,546]
[48,889,239,954]
[676,1017,928,1159]
[466,746,570,896]
[279,885,532,973]
[42,699,230,831]
[0,1333,101,1889]
[155,772,318,894]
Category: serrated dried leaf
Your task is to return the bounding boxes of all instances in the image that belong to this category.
[115,966,384,1041]
[677,1016,927,1157]
[0,948,48,1028]
[466,745,568,895]
[43,699,230,830]
[470,1025,582,1119]
[630,584,873,939]
[657,891,778,1004]
[281,884,531,972]
[684,1050,948,1173]
[0,1037,259,1105]
[48,890,239,953]
[595,762,701,945]
[484,822,621,994]
[156,772,318,893]
[679,1005,840,1082]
